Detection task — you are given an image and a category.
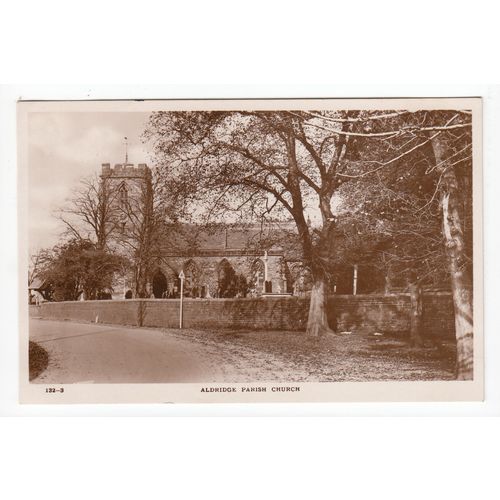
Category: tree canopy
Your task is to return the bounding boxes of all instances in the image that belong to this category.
[145,109,472,340]
[39,239,127,301]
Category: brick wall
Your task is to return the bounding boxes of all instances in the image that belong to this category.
[29,293,456,338]
[328,293,455,339]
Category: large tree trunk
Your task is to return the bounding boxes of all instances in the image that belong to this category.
[283,130,338,338]
[431,135,473,380]
[305,276,332,337]
[441,191,473,379]
[135,265,148,298]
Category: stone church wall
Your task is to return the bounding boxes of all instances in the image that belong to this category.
[152,253,287,297]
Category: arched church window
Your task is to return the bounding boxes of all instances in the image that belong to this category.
[183,260,199,296]
[186,268,193,290]
[119,183,128,210]
[217,259,237,298]
[152,269,168,299]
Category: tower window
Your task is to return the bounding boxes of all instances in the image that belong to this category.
[119,184,128,209]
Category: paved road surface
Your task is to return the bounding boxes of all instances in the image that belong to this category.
[30,319,229,383]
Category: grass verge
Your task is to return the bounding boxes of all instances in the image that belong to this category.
[29,341,49,381]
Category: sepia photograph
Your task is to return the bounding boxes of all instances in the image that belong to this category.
[4,3,500,499]
[18,98,483,403]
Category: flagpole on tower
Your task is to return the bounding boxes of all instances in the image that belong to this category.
[124,136,128,164]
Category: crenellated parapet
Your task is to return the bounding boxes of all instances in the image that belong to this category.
[101,163,149,179]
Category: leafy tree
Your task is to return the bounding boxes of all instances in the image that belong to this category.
[332,110,472,374]
[145,109,474,378]
[145,110,471,337]
[145,111,362,336]
[40,239,127,301]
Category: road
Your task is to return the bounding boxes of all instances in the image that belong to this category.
[30,319,230,383]
[29,318,454,385]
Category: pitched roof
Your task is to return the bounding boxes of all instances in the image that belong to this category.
[29,278,46,290]
[156,221,302,258]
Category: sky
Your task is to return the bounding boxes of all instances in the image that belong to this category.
[26,110,329,253]
[28,111,152,251]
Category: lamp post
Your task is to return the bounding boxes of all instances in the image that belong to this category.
[263,250,268,293]
[179,270,185,329]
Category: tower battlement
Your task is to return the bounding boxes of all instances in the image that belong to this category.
[101,163,149,178]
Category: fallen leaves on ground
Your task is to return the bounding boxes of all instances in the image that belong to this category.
[163,328,456,382]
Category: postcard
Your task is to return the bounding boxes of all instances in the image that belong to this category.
[18,97,483,403]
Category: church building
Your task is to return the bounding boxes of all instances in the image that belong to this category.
[100,162,309,300]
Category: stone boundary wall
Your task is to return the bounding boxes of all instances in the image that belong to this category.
[29,293,455,338]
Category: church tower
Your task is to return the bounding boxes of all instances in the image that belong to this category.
[100,161,153,298]
[100,162,151,235]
